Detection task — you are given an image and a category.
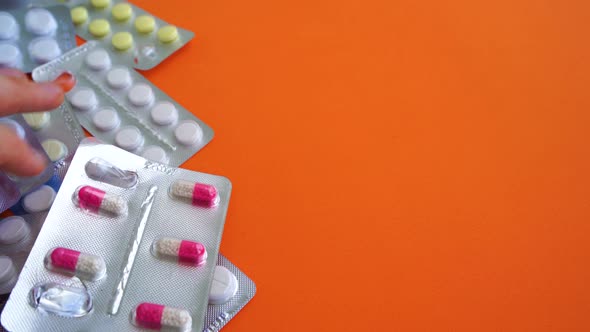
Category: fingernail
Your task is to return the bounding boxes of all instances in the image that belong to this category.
[31,150,49,175]
[53,71,76,92]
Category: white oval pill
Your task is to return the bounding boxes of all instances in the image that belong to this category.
[23,112,50,130]
[69,88,97,111]
[23,185,56,213]
[209,266,239,305]
[141,145,168,164]
[115,126,143,151]
[29,37,61,64]
[85,49,111,71]
[0,256,17,294]
[0,43,20,68]
[25,8,57,36]
[92,107,120,131]
[106,67,132,89]
[150,101,178,126]
[127,83,154,107]
[41,139,67,162]
[175,121,203,146]
[0,12,18,40]
[0,216,30,245]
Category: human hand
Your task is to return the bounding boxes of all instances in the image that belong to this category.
[0,68,75,176]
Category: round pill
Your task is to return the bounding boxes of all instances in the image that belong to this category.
[157,25,179,44]
[22,112,50,130]
[41,139,68,162]
[174,121,203,146]
[92,107,120,131]
[127,83,154,107]
[106,67,132,89]
[0,43,20,68]
[88,19,110,38]
[68,88,97,111]
[111,31,133,51]
[23,185,56,213]
[111,3,132,22]
[141,146,168,164]
[25,8,57,36]
[0,12,18,40]
[90,0,110,9]
[70,6,88,25]
[0,256,17,294]
[209,266,239,305]
[85,49,111,71]
[115,126,143,151]
[29,37,61,64]
[0,216,30,245]
[150,102,178,126]
[134,15,155,34]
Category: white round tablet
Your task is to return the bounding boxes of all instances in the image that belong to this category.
[0,118,25,139]
[23,112,50,130]
[85,49,111,71]
[0,43,20,68]
[23,185,56,213]
[115,126,144,151]
[150,101,178,126]
[174,120,203,146]
[127,83,154,107]
[25,8,57,36]
[141,145,168,164]
[92,107,120,131]
[29,37,61,64]
[69,88,98,111]
[0,256,17,293]
[208,266,239,305]
[0,216,30,245]
[41,139,67,162]
[0,12,18,40]
[106,67,132,89]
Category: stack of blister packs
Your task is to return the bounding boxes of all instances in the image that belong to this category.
[0,1,255,331]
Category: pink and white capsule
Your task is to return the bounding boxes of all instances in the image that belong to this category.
[151,237,207,266]
[131,302,192,332]
[44,247,106,281]
[169,180,219,207]
[72,185,128,216]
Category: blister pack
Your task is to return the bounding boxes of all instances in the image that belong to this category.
[0,115,54,213]
[33,41,214,167]
[37,0,194,70]
[0,5,76,72]
[0,213,48,295]
[2,139,232,332]
[0,0,30,10]
[204,256,256,332]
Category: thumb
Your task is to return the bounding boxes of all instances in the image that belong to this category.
[0,124,48,176]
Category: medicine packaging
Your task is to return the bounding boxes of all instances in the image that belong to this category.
[2,139,232,331]
[0,5,76,72]
[0,213,48,294]
[33,42,214,167]
[0,115,54,213]
[40,0,194,70]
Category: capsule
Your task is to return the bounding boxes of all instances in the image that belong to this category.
[72,185,128,216]
[151,237,207,266]
[131,302,192,332]
[169,180,219,207]
[44,247,106,281]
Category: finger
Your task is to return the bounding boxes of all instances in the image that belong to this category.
[0,68,27,79]
[0,125,47,176]
[0,72,75,116]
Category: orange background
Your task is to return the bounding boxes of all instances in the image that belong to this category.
[11,0,590,330]
[135,0,590,330]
